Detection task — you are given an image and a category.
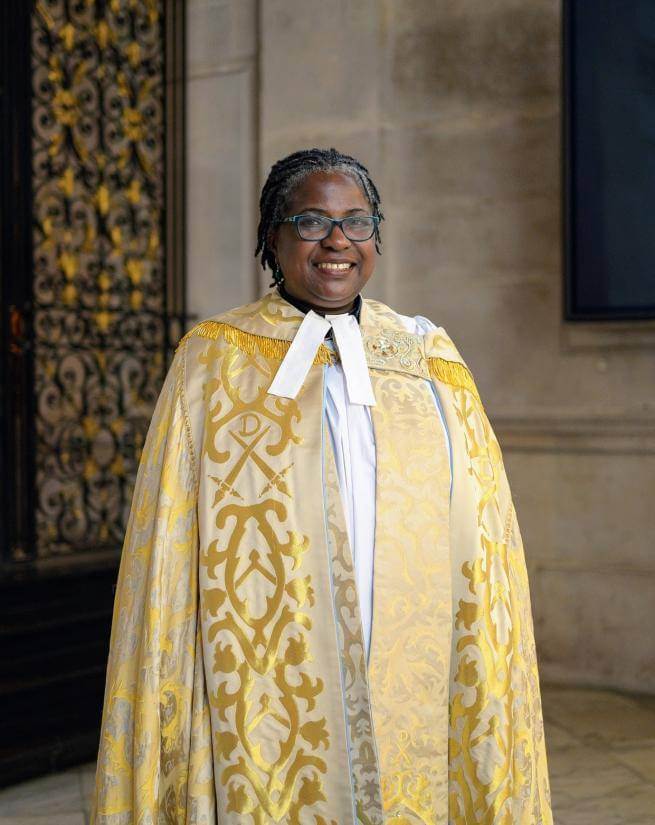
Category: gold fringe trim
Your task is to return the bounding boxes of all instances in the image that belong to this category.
[428,356,480,401]
[176,337,199,490]
[178,320,337,365]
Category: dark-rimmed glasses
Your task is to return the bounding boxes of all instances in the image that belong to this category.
[279,214,380,242]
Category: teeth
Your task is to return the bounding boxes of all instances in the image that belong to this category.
[317,262,352,271]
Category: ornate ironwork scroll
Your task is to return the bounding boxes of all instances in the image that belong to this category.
[30,0,180,557]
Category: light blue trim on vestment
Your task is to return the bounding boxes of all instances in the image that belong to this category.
[427,380,454,500]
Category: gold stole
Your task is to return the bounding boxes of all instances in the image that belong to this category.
[366,368,451,823]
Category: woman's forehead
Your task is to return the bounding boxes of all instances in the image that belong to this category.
[286,171,370,212]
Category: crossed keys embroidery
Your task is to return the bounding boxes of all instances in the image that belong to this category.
[200,343,302,506]
[210,412,295,505]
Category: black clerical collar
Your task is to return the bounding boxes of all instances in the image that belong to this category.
[277,284,362,324]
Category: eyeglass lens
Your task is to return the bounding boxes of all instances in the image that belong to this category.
[296,215,375,241]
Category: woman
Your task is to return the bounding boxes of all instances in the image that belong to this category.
[92,148,552,824]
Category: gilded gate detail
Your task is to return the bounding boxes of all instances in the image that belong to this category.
[31,0,168,556]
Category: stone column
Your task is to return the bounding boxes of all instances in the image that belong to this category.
[186,0,259,320]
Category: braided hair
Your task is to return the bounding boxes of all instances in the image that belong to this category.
[255,147,384,286]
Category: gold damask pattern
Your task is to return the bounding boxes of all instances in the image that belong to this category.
[91,354,216,824]
[180,316,435,379]
[219,291,313,338]
[424,331,553,824]
[195,336,341,824]
[323,429,384,824]
[447,384,551,824]
[32,0,167,555]
[368,371,452,824]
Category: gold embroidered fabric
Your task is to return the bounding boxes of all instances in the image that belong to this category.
[179,319,337,366]
[92,355,216,824]
[368,371,452,824]
[196,337,351,824]
[92,289,552,825]
[178,304,478,399]
[362,327,429,379]
[427,358,480,402]
[424,330,553,824]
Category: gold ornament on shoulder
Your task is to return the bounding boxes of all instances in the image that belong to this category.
[369,335,399,358]
[364,331,429,378]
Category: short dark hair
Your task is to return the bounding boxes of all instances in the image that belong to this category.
[255,147,384,285]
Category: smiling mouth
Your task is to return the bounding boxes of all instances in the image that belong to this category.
[314,262,355,274]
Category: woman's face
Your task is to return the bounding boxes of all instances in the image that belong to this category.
[271,171,377,311]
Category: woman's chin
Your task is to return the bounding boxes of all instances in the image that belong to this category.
[312,291,357,310]
[284,270,366,309]
[309,278,360,306]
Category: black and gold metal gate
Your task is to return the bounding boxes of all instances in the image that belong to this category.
[0,0,185,784]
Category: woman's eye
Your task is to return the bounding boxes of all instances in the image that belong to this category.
[299,216,323,227]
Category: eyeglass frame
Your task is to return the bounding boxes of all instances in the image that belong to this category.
[277,213,380,242]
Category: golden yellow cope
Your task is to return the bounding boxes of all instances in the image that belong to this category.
[92,290,552,825]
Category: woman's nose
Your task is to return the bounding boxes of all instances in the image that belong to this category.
[321,223,351,249]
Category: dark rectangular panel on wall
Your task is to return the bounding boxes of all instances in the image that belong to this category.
[564,0,655,320]
[0,563,115,786]
[0,0,36,569]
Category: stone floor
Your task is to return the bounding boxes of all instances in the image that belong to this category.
[0,685,653,824]
[542,685,655,824]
